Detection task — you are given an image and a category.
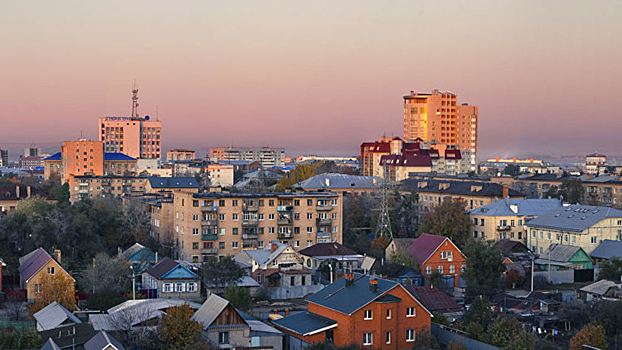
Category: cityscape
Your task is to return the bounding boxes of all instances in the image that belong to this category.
[1,1,622,350]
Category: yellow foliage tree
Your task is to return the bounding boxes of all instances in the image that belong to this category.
[276,165,316,191]
[28,272,76,315]
[160,304,204,350]
[570,324,609,350]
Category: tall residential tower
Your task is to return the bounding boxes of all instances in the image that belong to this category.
[403,90,478,171]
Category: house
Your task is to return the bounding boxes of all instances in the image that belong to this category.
[578,279,622,301]
[33,301,81,331]
[407,233,466,288]
[373,261,425,287]
[141,257,201,301]
[39,323,98,350]
[18,248,74,302]
[272,273,432,350]
[89,299,202,332]
[534,244,593,271]
[405,286,464,322]
[40,338,62,350]
[298,242,365,272]
[385,238,416,261]
[590,239,622,268]
[191,293,283,350]
[469,198,563,243]
[509,291,562,314]
[525,204,622,255]
[235,242,312,288]
[121,243,155,273]
[84,331,126,350]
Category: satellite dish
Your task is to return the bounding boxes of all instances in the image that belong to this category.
[144,115,150,120]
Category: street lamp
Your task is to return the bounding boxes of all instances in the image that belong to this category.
[130,265,136,300]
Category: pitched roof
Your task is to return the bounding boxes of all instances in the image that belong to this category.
[405,286,464,313]
[271,311,337,336]
[33,301,81,331]
[494,240,530,254]
[147,177,199,189]
[299,242,359,257]
[545,244,585,263]
[18,248,53,282]
[39,323,97,350]
[191,294,244,330]
[525,204,622,232]
[380,154,433,167]
[306,273,399,315]
[389,238,417,252]
[407,233,448,265]
[401,179,524,197]
[238,310,282,336]
[44,152,62,161]
[469,198,563,216]
[579,279,622,296]
[91,299,202,331]
[40,338,62,350]
[84,331,126,350]
[144,257,179,279]
[122,243,154,261]
[240,242,296,269]
[295,174,381,190]
[104,153,136,161]
[590,239,622,260]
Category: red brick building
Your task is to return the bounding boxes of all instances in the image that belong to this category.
[272,273,432,350]
[408,233,466,287]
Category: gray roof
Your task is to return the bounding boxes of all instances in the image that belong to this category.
[590,240,622,260]
[579,279,622,296]
[236,242,292,270]
[33,301,81,331]
[525,204,622,232]
[206,275,260,288]
[84,331,125,350]
[148,177,199,189]
[544,244,585,263]
[90,299,201,331]
[401,179,524,197]
[238,310,282,335]
[272,312,337,336]
[361,256,376,271]
[191,294,243,330]
[40,338,61,350]
[295,174,381,190]
[19,248,54,283]
[470,198,563,216]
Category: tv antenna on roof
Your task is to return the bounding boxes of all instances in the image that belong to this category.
[131,80,139,119]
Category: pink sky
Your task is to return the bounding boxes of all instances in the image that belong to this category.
[1,1,621,159]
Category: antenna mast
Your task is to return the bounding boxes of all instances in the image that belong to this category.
[374,164,393,240]
[131,81,139,119]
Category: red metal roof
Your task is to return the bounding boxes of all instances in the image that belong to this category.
[379,154,433,167]
[407,233,447,265]
[406,286,464,313]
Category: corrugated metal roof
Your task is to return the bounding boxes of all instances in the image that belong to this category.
[191,294,232,330]
[296,174,381,190]
[40,338,62,350]
[271,311,337,336]
[91,299,201,331]
[544,244,585,263]
[148,177,199,189]
[33,301,81,331]
[408,233,448,266]
[579,279,622,296]
[144,257,178,279]
[469,198,563,216]
[299,242,358,257]
[526,204,622,232]
[590,239,622,260]
[104,153,136,161]
[84,331,126,350]
[18,248,52,282]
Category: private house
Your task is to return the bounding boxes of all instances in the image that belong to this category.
[121,243,156,273]
[191,293,283,350]
[590,239,622,268]
[299,242,365,272]
[535,244,593,271]
[0,185,55,214]
[39,323,98,350]
[141,257,201,301]
[33,301,81,331]
[272,273,432,350]
[469,198,563,243]
[526,204,622,255]
[385,238,416,261]
[84,331,126,350]
[19,248,74,302]
[405,286,464,322]
[407,233,466,288]
[578,279,622,301]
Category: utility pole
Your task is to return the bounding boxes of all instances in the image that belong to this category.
[374,164,393,240]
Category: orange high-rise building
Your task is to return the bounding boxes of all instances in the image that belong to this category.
[61,140,105,184]
[403,90,478,171]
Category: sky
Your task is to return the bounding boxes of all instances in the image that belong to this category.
[1,0,621,160]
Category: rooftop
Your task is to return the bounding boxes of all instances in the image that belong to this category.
[148,177,199,189]
[590,239,622,260]
[295,173,381,190]
[271,311,337,336]
[401,179,524,197]
[525,204,622,232]
[299,242,359,257]
[469,198,564,217]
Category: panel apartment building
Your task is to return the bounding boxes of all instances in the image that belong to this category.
[403,90,478,171]
[149,191,342,262]
[209,147,285,167]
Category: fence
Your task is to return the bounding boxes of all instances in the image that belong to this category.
[431,323,500,350]
[534,270,574,284]
[269,285,324,300]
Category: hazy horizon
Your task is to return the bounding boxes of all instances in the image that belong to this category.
[2,1,621,161]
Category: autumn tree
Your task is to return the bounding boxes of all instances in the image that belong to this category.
[570,324,608,350]
[160,304,203,350]
[276,165,316,191]
[388,250,418,270]
[420,198,472,246]
[80,252,130,294]
[462,239,503,300]
[28,272,76,314]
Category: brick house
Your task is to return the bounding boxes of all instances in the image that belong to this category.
[407,233,466,288]
[272,273,432,350]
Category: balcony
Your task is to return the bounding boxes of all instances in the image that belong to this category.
[242,233,258,240]
[277,218,292,225]
[316,233,332,242]
[316,204,333,211]
[201,234,218,240]
[316,218,332,226]
[277,205,293,212]
[243,203,259,212]
[278,232,293,239]
[496,225,511,231]
[201,248,218,255]
[201,205,218,213]
[202,220,218,226]
[242,219,259,226]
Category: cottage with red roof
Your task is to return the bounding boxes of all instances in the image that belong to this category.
[19,248,73,302]
[408,233,466,287]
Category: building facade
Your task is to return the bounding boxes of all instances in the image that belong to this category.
[167,149,195,162]
[403,90,478,171]
[585,153,607,175]
[60,140,105,184]
[98,117,161,159]
[209,147,285,167]
[68,175,149,202]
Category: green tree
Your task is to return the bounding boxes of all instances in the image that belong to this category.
[420,199,472,246]
[201,256,244,287]
[545,185,560,199]
[388,251,417,270]
[160,304,203,350]
[598,257,622,281]
[411,326,441,350]
[569,324,608,350]
[485,315,524,348]
[223,285,252,312]
[462,240,503,300]
[559,178,584,204]
[391,191,419,236]
[462,296,493,336]
[504,164,520,177]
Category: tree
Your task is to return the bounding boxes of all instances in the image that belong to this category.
[388,251,417,270]
[201,256,244,287]
[598,257,622,281]
[448,341,467,350]
[27,272,76,314]
[223,285,251,311]
[411,326,440,350]
[0,327,41,349]
[392,191,420,236]
[275,165,316,191]
[462,296,493,336]
[462,240,503,300]
[570,324,608,350]
[504,164,520,177]
[545,185,560,199]
[485,315,524,348]
[420,199,472,246]
[559,179,584,204]
[160,304,204,350]
[370,236,390,258]
[80,252,130,295]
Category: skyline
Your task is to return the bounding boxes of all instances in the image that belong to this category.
[1,1,622,160]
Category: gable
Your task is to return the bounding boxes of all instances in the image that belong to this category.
[29,259,73,283]
[161,265,199,280]
[569,249,592,264]
[422,238,465,265]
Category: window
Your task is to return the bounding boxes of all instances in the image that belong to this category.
[269,200,275,206]
[219,214,225,220]
[437,266,443,274]
[187,282,197,292]
[307,240,312,247]
[481,219,485,226]
[232,213,239,221]
[364,310,372,320]
[294,199,300,206]
[294,213,300,220]
[406,329,415,342]
[192,214,199,221]
[307,199,313,206]
[192,228,199,235]
[192,242,199,249]
[259,213,264,220]
[591,236,597,244]
[163,283,173,293]
[425,266,431,274]
[175,282,186,292]
[295,240,300,247]
[268,227,275,234]
[232,241,238,249]
[474,218,478,225]
[363,333,372,345]
[219,200,225,207]
[307,213,313,220]
[47,266,55,275]
[232,200,238,206]
[269,214,275,220]
[219,242,225,249]
[219,332,229,344]
[34,284,42,293]
[219,228,226,235]
[386,309,391,319]
[307,227,313,233]
[386,331,391,344]
[449,265,455,274]
[233,228,239,235]
[406,307,416,317]
[441,251,447,259]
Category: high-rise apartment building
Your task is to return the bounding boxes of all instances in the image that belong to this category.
[403,90,478,171]
[60,140,105,184]
[0,149,8,167]
[98,88,162,159]
[209,147,285,167]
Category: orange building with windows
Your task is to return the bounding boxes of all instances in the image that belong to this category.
[61,140,105,184]
[407,233,466,287]
[273,273,431,350]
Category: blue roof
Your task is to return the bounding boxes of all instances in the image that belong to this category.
[525,204,622,232]
[306,273,399,315]
[272,312,337,336]
[470,198,563,216]
[104,153,136,161]
[45,152,61,161]
[590,239,622,260]
[148,177,199,189]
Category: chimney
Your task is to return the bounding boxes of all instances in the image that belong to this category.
[26,186,31,198]
[285,308,289,317]
[369,277,379,292]
[502,184,509,198]
[345,272,355,287]
[155,252,158,263]
[53,249,61,263]
[325,178,330,187]
[587,174,593,180]
[271,243,278,252]
[15,186,20,199]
